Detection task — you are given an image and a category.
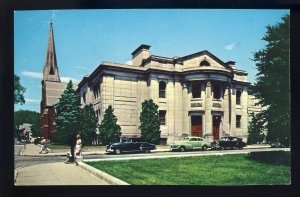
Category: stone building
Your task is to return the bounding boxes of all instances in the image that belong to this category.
[76,44,262,144]
[40,20,66,138]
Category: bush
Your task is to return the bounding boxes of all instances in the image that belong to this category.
[246,151,290,166]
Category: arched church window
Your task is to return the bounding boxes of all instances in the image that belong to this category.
[49,66,55,75]
[159,81,166,98]
[200,60,210,66]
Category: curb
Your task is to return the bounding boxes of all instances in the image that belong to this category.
[78,162,130,185]
[14,167,22,183]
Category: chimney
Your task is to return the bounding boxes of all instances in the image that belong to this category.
[226,61,236,69]
[131,44,151,66]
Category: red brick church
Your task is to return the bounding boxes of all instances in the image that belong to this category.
[40,20,66,138]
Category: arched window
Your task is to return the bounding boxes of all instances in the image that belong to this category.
[159,81,166,98]
[236,90,241,105]
[200,60,210,66]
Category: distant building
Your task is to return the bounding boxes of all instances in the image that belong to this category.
[76,44,262,144]
[40,20,66,138]
[18,123,32,142]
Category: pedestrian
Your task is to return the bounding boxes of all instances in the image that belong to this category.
[75,134,82,157]
[65,132,77,163]
[39,137,48,154]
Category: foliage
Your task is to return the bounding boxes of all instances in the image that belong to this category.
[139,99,161,144]
[87,154,290,185]
[98,105,121,145]
[78,104,99,145]
[14,110,40,138]
[252,14,290,147]
[247,112,266,144]
[52,80,81,144]
[14,74,26,105]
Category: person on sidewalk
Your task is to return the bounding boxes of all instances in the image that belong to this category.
[39,137,48,154]
[65,132,77,164]
[74,134,82,165]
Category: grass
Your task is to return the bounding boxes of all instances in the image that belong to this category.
[87,154,290,185]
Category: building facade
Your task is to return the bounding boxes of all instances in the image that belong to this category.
[77,45,261,143]
[40,20,66,138]
[76,44,262,144]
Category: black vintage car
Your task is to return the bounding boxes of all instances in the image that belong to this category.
[106,138,156,154]
[211,136,246,150]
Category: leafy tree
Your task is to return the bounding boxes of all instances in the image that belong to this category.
[252,14,290,147]
[98,105,121,145]
[78,104,99,145]
[14,110,40,139]
[247,112,266,144]
[14,74,26,105]
[139,99,161,144]
[52,80,81,144]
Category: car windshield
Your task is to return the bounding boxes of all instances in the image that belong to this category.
[183,138,190,141]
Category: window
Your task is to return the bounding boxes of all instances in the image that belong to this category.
[49,66,55,75]
[93,84,100,100]
[236,90,241,105]
[159,81,166,98]
[83,92,86,104]
[236,115,241,128]
[192,82,201,98]
[200,60,210,66]
[159,110,166,125]
[213,84,221,99]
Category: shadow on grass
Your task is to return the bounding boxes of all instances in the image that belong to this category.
[246,151,290,166]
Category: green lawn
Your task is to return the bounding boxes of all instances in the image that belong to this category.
[87,154,290,185]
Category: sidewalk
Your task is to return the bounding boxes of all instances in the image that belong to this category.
[15,162,109,185]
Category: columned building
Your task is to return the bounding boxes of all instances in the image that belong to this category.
[40,20,66,138]
[76,44,262,144]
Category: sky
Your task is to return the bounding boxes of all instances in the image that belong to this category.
[14,9,289,112]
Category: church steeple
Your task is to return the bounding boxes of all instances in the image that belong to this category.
[43,19,60,82]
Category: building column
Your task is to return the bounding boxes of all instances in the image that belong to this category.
[222,85,230,135]
[182,82,189,137]
[204,81,213,141]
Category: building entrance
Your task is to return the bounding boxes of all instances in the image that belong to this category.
[191,116,202,137]
[212,115,221,140]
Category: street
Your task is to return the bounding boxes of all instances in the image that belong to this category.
[14,144,289,169]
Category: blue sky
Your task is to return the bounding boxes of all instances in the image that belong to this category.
[14,9,289,112]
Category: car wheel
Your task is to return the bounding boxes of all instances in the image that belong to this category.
[144,149,150,153]
[115,149,122,155]
[180,146,186,152]
[202,145,208,151]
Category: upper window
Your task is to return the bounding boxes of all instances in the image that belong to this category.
[159,81,166,98]
[213,84,221,99]
[236,90,241,105]
[83,92,86,104]
[192,82,201,98]
[200,60,210,66]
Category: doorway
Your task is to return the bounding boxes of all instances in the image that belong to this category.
[191,116,203,137]
[212,115,221,140]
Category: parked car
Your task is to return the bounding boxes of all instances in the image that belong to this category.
[211,136,246,150]
[170,136,211,152]
[106,137,156,154]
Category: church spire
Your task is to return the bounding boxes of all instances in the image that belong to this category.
[43,19,60,82]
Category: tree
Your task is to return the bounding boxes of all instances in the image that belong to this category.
[14,110,40,139]
[98,105,121,145]
[52,80,81,144]
[139,99,161,144]
[252,14,290,146]
[14,74,26,105]
[78,104,99,145]
[247,112,266,144]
